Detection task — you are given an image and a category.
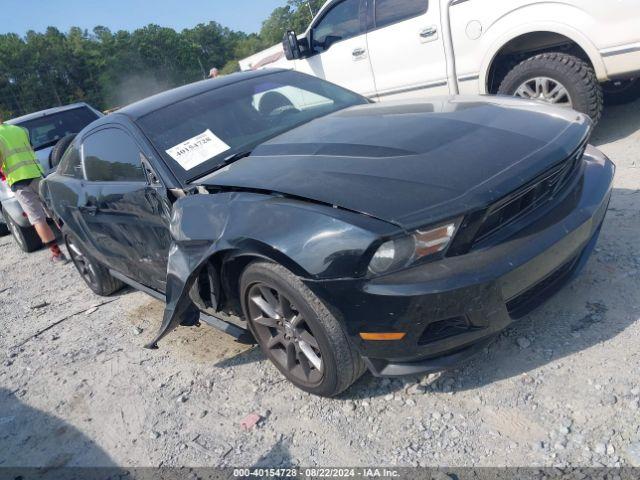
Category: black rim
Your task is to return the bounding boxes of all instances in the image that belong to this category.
[66,237,99,290]
[247,283,324,386]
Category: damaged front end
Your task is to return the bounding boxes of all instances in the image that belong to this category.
[144,191,243,349]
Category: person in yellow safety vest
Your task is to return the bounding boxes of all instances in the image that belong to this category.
[0,111,67,262]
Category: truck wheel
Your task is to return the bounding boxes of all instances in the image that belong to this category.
[65,234,124,296]
[49,133,77,169]
[1,208,42,252]
[603,78,640,106]
[498,52,603,124]
[240,261,365,397]
[0,208,9,236]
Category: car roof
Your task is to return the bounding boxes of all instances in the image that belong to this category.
[118,69,286,120]
[7,102,95,124]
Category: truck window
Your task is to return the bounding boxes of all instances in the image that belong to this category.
[312,0,362,52]
[16,107,99,151]
[374,0,428,29]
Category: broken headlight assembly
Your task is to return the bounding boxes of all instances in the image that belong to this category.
[368,219,461,275]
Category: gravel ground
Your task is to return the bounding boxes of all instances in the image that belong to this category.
[1,99,639,469]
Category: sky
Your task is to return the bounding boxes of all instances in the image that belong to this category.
[0,0,286,36]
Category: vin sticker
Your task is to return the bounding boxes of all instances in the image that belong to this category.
[166,129,230,171]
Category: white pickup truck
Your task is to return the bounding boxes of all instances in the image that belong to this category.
[240,0,640,122]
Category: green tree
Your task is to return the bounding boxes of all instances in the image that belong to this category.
[0,0,324,117]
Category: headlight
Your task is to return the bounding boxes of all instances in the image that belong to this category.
[368,220,460,275]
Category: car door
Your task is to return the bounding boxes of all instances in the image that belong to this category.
[366,0,449,100]
[295,0,377,97]
[78,127,172,291]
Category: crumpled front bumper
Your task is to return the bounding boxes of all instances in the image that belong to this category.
[305,146,615,376]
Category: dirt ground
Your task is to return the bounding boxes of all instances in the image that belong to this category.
[1,98,639,469]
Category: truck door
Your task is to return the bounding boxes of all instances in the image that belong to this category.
[366,0,449,100]
[295,0,377,97]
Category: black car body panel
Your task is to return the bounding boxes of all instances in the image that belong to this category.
[305,146,613,374]
[40,69,615,375]
[199,98,590,229]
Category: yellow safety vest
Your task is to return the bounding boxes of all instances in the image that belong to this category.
[0,124,43,187]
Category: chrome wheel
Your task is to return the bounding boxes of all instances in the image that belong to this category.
[247,283,324,386]
[66,237,99,290]
[515,77,573,107]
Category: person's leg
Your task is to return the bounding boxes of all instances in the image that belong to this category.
[13,180,66,261]
[33,221,56,243]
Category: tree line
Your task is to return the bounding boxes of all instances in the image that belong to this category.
[0,0,325,118]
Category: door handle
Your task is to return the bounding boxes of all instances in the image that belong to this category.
[352,47,366,58]
[79,205,98,216]
[419,26,437,38]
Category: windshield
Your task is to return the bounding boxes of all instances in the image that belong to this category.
[16,107,100,150]
[137,70,368,183]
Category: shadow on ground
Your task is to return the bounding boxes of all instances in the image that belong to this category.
[0,388,115,469]
[591,97,640,146]
[251,439,294,468]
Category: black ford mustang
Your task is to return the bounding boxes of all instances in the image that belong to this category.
[41,69,615,396]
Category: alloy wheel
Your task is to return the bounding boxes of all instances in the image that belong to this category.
[515,76,573,107]
[66,237,99,290]
[247,283,324,386]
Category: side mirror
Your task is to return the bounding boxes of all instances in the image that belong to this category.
[283,30,301,60]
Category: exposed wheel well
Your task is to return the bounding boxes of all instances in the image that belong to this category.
[220,254,260,315]
[487,32,594,94]
[191,253,274,318]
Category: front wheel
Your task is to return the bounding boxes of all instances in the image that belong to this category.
[498,52,603,124]
[240,261,365,397]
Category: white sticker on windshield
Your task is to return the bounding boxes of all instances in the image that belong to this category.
[166,129,230,171]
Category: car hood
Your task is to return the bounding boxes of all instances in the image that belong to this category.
[197,96,591,230]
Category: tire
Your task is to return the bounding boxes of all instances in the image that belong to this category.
[0,208,9,236]
[240,261,365,397]
[1,208,42,252]
[498,52,603,124]
[603,78,640,106]
[65,234,124,296]
[49,133,77,169]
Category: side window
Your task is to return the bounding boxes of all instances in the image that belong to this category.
[312,0,362,52]
[57,141,83,179]
[83,128,146,182]
[375,0,428,29]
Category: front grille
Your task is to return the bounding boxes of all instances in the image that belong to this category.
[506,253,581,319]
[472,144,586,246]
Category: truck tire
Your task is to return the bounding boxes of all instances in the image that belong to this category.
[49,133,77,169]
[1,208,42,252]
[240,261,366,397]
[0,207,9,236]
[603,78,640,106]
[498,52,603,124]
[65,234,124,296]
